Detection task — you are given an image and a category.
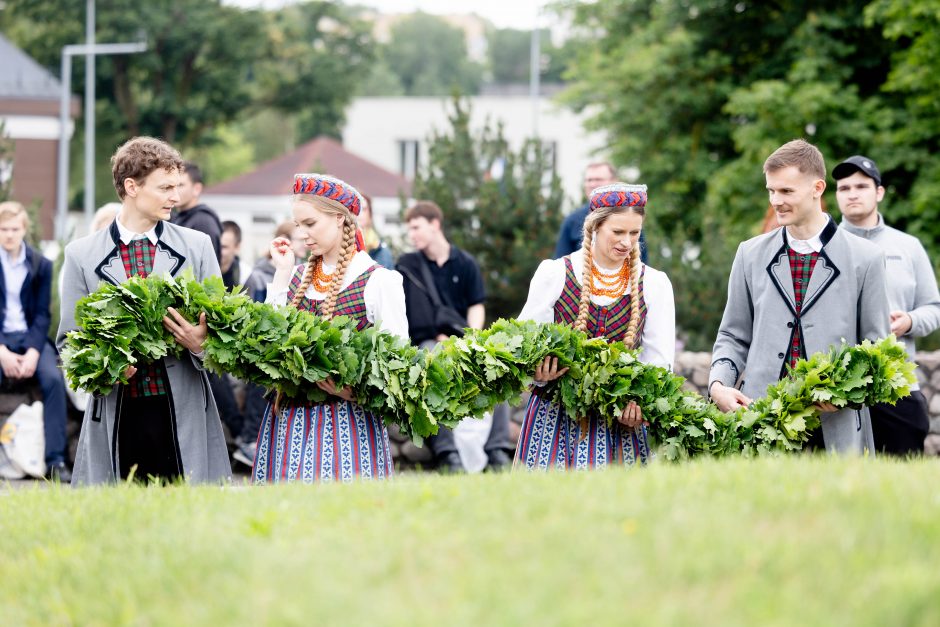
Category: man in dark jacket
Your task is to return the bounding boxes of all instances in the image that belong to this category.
[0,201,69,480]
[396,201,513,472]
[172,162,223,263]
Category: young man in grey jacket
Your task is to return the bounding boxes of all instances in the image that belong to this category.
[58,137,231,485]
[709,140,890,454]
[834,155,940,455]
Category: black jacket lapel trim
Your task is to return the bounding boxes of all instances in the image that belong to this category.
[155,240,187,276]
[95,226,127,285]
[799,219,840,315]
[765,229,798,317]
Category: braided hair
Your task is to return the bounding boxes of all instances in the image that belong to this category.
[575,203,645,348]
[288,195,358,319]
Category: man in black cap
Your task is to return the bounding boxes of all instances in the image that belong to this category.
[834,155,940,455]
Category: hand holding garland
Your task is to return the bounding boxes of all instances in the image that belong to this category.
[61,272,917,458]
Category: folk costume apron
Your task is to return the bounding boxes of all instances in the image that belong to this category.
[515,257,650,470]
[252,264,394,483]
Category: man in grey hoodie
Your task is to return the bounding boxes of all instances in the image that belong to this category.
[834,155,940,455]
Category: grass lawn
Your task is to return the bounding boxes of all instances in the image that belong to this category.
[2,456,939,626]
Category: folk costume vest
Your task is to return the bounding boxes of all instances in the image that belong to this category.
[553,257,647,345]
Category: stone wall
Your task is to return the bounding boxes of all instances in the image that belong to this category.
[674,350,940,454]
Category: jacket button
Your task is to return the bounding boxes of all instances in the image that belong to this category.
[600,307,608,314]
[787,321,794,328]
[599,326,606,333]
[777,353,785,359]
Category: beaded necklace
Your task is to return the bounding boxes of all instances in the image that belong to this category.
[312,258,335,292]
[589,259,631,298]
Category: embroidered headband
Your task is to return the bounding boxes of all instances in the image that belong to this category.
[589,183,648,212]
[293,173,364,217]
[292,173,366,251]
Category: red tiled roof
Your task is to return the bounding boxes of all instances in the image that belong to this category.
[205,136,412,197]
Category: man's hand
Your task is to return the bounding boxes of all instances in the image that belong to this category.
[710,381,752,413]
[814,402,839,413]
[164,307,208,355]
[0,345,22,378]
[316,377,355,402]
[18,348,40,378]
[889,310,912,337]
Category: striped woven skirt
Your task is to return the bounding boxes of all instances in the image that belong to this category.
[252,399,394,483]
[514,392,650,470]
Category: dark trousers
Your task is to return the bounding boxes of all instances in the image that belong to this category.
[426,401,513,457]
[870,392,928,457]
[1,334,67,464]
[118,393,181,482]
[241,382,268,443]
[208,372,246,442]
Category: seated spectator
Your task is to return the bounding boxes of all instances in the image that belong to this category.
[0,201,69,481]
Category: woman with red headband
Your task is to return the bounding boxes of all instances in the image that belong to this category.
[252,173,407,483]
[515,183,676,470]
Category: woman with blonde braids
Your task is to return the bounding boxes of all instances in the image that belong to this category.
[252,173,408,483]
[515,183,675,470]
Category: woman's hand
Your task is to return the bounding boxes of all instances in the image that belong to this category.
[533,355,569,384]
[317,377,355,402]
[617,400,647,429]
[270,236,297,273]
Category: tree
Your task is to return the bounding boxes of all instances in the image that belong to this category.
[376,13,483,96]
[413,98,564,321]
[0,0,373,204]
[559,0,938,349]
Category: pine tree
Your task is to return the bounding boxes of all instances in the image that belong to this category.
[413,97,564,322]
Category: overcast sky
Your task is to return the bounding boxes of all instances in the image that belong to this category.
[225,0,548,29]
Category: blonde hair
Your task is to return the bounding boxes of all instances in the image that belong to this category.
[575,204,645,348]
[0,201,29,227]
[289,195,358,319]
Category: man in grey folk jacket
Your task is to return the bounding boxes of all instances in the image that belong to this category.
[834,155,940,455]
[57,137,231,486]
[709,140,890,454]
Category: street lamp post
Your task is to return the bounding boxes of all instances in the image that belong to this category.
[55,41,146,241]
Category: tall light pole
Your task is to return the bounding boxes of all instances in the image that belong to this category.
[55,41,146,241]
[84,0,96,229]
[529,0,542,138]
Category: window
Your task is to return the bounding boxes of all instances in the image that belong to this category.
[398,140,420,179]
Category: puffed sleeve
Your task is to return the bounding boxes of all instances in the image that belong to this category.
[265,265,305,308]
[363,267,409,339]
[517,258,567,323]
[637,267,675,370]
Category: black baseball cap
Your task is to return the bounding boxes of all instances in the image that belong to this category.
[832,155,882,186]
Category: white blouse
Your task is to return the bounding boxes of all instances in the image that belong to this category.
[518,249,676,369]
[267,250,409,340]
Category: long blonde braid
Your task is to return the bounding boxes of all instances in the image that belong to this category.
[319,220,356,319]
[622,244,643,348]
[574,223,594,333]
[289,255,317,309]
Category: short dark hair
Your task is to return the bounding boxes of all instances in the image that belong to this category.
[111,137,183,200]
[404,200,444,224]
[183,161,204,185]
[222,220,242,244]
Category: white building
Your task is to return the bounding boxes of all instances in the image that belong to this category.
[342,95,609,208]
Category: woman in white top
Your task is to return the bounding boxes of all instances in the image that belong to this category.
[515,183,675,470]
[252,173,407,483]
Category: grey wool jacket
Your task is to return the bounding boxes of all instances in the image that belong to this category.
[709,218,890,454]
[840,215,940,389]
[57,220,232,486]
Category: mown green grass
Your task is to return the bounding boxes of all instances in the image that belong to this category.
[2,457,939,626]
